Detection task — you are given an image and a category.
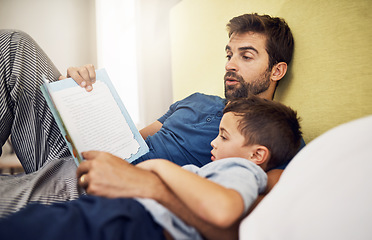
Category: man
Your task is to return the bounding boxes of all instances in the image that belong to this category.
[71,13,296,200]
[0,13,296,235]
[68,13,294,168]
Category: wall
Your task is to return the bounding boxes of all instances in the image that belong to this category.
[170,0,372,143]
[0,0,97,74]
[0,0,176,128]
[136,0,179,127]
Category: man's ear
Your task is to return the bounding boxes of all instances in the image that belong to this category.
[250,145,270,166]
[270,62,287,82]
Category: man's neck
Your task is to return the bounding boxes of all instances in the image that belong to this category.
[255,91,274,100]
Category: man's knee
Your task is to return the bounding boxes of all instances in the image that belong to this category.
[0,29,39,52]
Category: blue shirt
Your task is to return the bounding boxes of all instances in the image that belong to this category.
[133,93,226,167]
[132,92,305,168]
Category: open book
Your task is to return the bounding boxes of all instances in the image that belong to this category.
[40,68,149,166]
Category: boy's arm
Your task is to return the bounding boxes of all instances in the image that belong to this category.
[156,187,241,240]
[137,159,245,228]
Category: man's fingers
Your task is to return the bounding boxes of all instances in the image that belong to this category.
[85,64,96,83]
[81,150,101,160]
[76,159,91,179]
[67,67,87,86]
[76,150,100,180]
[66,64,96,92]
[78,67,90,83]
[80,64,96,87]
[78,174,89,188]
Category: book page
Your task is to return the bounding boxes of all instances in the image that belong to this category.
[51,81,140,160]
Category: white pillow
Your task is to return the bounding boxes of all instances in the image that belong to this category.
[240,115,372,240]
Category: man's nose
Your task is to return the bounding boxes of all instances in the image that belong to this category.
[225,57,238,72]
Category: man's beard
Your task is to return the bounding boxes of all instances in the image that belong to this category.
[224,70,271,100]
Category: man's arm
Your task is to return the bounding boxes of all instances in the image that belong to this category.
[76,151,241,239]
[139,120,163,139]
[247,169,283,213]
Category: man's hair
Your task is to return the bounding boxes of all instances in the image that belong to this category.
[226,13,294,70]
[223,96,302,171]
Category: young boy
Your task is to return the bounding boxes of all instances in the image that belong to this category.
[0,96,302,240]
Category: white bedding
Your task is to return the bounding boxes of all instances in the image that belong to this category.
[240,115,372,240]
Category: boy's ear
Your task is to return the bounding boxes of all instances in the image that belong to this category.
[250,145,270,166]
[270,62,287,82]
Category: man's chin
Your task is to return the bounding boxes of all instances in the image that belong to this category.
[225,86,238,96]
[224,91,233,100]
[224,87,236,99]
[225,90,249,100]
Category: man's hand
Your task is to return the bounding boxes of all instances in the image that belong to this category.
[77,152,240,239]
[59,64,96,92]
[76,151,165,199]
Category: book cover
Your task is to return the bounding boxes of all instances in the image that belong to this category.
[40,68,149,165]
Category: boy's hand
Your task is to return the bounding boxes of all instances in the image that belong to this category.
[59,64,96,92]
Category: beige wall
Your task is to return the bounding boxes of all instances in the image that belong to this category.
[0,0,97,75]
[170,0,372,143]
[0,0,174,127]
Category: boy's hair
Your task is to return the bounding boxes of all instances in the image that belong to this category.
[223,96,302,171]
[226,13,294,70]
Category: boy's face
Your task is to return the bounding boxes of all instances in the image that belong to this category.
[210,112,255,161]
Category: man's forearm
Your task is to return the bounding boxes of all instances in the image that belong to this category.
[139,121,162,139]
[247,169,283,213]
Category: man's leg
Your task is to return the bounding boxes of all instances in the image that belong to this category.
[0,30,83,217]
[0,156,84,218]
[0,29,70,173]
[0,196,166,240]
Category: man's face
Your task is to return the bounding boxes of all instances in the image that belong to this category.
[224,32,272,100]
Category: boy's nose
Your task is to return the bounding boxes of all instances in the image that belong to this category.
[211,138,217,148]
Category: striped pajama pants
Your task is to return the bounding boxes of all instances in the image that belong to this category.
[0,30,84,218]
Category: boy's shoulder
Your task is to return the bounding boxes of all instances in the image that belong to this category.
[184,158,266,179]
[184,158,268,207]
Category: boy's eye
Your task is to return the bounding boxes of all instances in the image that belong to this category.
[220,135,227,140]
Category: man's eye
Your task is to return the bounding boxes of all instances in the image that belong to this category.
[243,56,252,60]
[226,55,232,60]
